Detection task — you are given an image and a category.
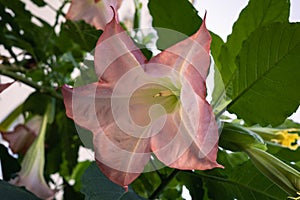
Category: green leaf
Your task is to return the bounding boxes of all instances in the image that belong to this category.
[211,64,230,116]
[210,33,230,115]
[0,180,40,200]
[177,171,205,200]
[131,171,161,198]
[267,145,300,164]
[148,0,201,49]
[277,119,300,129]
[228,23,300,126]
[44,101,81,177]
[23,92,51,116]
[69,161,91,192]
[56,111,81,177]
[81,162,145,200]
[0,144,21,181]
[210,32,224,70]
[63,180,85,200]
[201,150,288,200]
[159,188,183,200]
[217,0,290,88]
[58,20,102,52]
[45,101,81,177]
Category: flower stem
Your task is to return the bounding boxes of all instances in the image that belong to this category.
[133,0,142,30]
[0,103,23,131]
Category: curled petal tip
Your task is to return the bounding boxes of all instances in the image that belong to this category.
[62,84,73,90]
[63,84,72,88]
[203,10,208,21]
[0,81,15,93]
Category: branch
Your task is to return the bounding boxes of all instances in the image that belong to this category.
[0,64,63,100]
[148,169,179,199]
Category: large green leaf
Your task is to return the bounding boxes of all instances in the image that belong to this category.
[0,180,40,200]
[58,20,102,53]
[131,171,161,198]
[80,162,145,200]
[201,151,288,200]
[56,110,82,177]
[228,23,300,126]
[45,101,82,177]
[211,34,228,115]
[69,161,91,192]
[148,0,201,49]
[176,171,205,200]
[210,32,224,71]
[216,0,290,88]
[23,92,52,116]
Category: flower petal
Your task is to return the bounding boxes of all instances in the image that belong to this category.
[94,128,151,186]
[146,18,211,99]
[148,18,220,169]
[66,0,121,30]
[1,116,41,154]
[62,83,112,133]
[62,80,153,186]
[94,13,147,83]
[10,163,56,200]
[150,98,221,170]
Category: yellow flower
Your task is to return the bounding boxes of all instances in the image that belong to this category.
[248,127,300,150]
[271,129,300,150]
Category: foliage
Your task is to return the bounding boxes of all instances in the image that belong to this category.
[0,0,299,199]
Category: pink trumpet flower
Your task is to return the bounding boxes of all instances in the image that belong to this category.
[62,12,221,187]
[9,110,56,199]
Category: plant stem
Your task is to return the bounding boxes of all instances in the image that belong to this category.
[0,65,63,100]
[0,103,23,131]
[133,0,142,29]
[149,169,179,199]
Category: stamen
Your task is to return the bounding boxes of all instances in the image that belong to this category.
[288,192,300,200]
[154,90,175,98]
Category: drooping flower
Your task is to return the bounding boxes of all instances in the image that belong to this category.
[220,122,300,199]
[0,82,14,93]
[1,116,42,154]
[62,12,221,186]
[246,146,300,197]
[66,0,122,30]
[10,105,56,199]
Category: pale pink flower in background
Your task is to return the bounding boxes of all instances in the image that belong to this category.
[9,112,56,199]
[1,116,41,154]
[66,0,123,30]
